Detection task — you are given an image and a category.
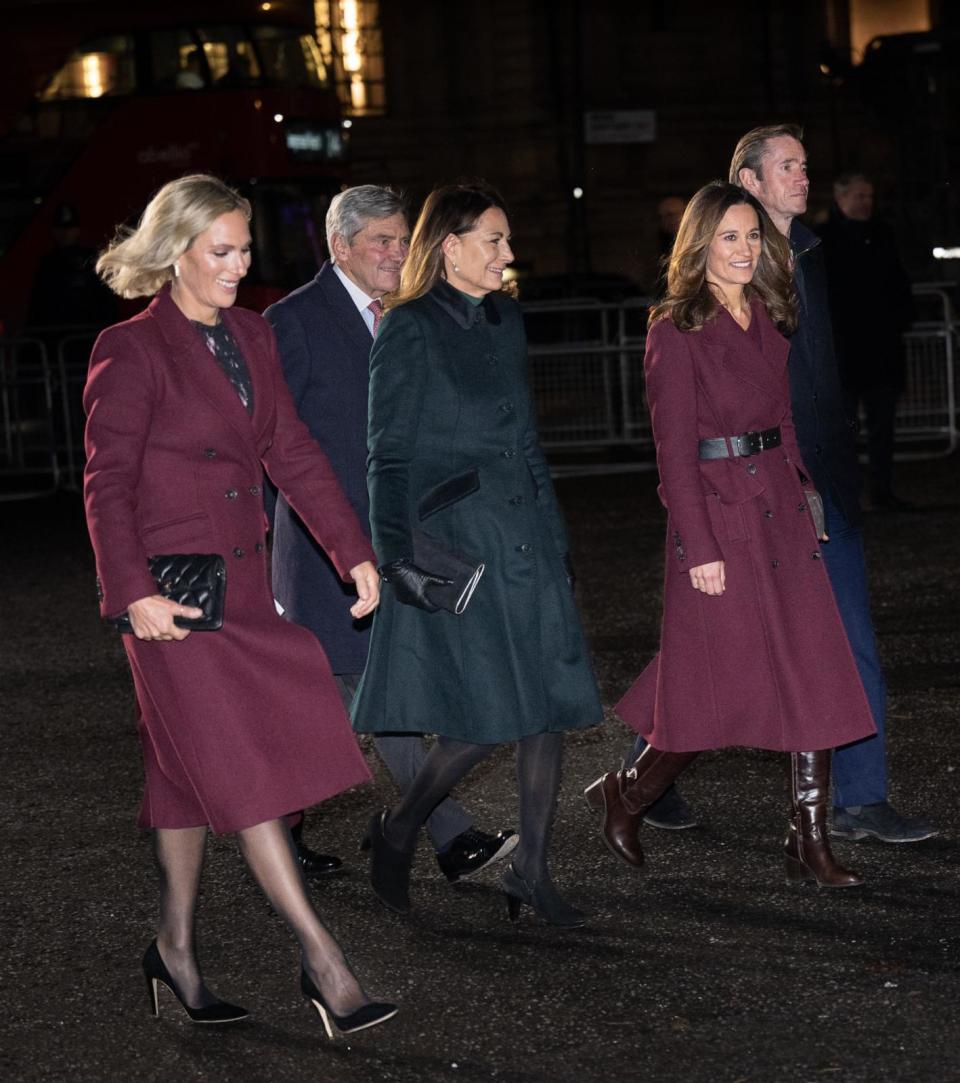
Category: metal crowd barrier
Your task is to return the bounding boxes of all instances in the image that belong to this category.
[523,290,958,468]
[0,336,60,500]
[0,288,956,497]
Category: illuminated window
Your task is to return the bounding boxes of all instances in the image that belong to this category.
[849,0,931,61]
[315,0,385,115]
[40,35,135,100]
[251,27,328,88]
[197,26,262,85]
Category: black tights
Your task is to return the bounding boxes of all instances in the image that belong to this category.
[384,731,565,884]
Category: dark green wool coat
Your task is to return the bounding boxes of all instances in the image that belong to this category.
[351,280,602,741]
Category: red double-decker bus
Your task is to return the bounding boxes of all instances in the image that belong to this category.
[0,0,348,333]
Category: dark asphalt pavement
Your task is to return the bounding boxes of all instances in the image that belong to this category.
[2,454,958,1083]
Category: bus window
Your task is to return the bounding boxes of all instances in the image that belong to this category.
[246,184,334,290]
[150,30,209,90]
[39,35,135,100]
[251,27,328,88]
[197,27,261,86]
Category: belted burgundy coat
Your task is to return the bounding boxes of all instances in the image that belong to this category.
[83,286,373,833]
[616,301,876,752]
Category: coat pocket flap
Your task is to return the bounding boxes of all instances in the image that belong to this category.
[418,468,480,520]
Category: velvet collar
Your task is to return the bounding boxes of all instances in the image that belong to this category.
[427,278,502,329]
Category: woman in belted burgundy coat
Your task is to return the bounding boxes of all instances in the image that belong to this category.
[584,183,875,888]
[84,175,396,1035]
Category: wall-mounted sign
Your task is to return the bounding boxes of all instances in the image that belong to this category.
[584,110,656,145]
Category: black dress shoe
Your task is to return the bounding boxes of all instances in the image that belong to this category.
[436,827,519,883]
[643,785,699,830]
[830,801,939,843]
[290,820,343,878]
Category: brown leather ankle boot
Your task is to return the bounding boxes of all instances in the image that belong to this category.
[784,750,863,888]
[584,747,698,868]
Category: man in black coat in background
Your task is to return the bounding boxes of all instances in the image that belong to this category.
[816,173,913,510]
[265,186,517,882]
[730,126,936,843]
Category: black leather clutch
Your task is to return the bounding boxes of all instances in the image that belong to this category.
[107,553,226,633]
[412,530,485,615]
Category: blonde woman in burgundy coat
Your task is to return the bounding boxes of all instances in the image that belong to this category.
[84,175,396,1037]
[584,182,876,888]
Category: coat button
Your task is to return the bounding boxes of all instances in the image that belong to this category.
[225,489,238,500]
[249,484,261,496]
[203,448,217,459]
[797,502,806,512]
[516,543,533,554]
[255,542,265,553]
[764,509,773,519]
[502,449,516,458]
[509,495,525,505]
[486,352,498,365]
[771,559,780,568]
[811,551,821,560]
[498,402,515,413]
[746,463,757,475]
[233,547,245,558]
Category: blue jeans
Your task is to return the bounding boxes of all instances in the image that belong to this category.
[817,491,888,807]
[631,489,888,807]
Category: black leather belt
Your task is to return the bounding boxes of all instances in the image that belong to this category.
[698,425,782,459]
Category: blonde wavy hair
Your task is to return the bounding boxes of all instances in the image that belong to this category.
[650,181,797,335]
[96,174,251,298]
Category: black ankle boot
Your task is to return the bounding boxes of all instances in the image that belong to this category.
[501,864,586,928]
[360,810,415,914]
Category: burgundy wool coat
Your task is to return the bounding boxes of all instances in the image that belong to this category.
[616,301,876,752]
[83,286,374,833]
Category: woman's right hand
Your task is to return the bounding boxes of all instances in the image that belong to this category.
[126,595,204,641]
[689,561,725,596]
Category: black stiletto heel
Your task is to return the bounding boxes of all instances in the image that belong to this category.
[142,940,249,1024]
[501,864,586,929]
[300,969,398,1038]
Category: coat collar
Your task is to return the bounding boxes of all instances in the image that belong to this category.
[789,218,821,260]
[147,285,262,461]
[427,278,502,329]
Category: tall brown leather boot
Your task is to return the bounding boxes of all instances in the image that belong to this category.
[584,746,698,868]
[784,750,863,888]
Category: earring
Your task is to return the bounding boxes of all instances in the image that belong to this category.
[453,263,459,273]
[173,262,180,278]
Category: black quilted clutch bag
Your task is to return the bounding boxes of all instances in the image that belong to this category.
[107,554,226,633]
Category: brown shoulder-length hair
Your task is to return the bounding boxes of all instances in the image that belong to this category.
[385,181,512,310]
[649,181,797,335]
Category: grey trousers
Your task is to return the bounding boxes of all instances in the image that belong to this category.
[335,673,473,850]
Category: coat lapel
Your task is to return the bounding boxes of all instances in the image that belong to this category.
[318,262,377,357]
[148,287,260,463]
[701,301,785,398]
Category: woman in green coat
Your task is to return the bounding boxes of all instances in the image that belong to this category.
[352,183,602,926]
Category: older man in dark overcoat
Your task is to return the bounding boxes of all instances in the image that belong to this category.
[265,186,516,882]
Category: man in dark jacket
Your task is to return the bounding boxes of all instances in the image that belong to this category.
[729,125,935,842]
[817,173,913,509]
[265,186,517,881]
